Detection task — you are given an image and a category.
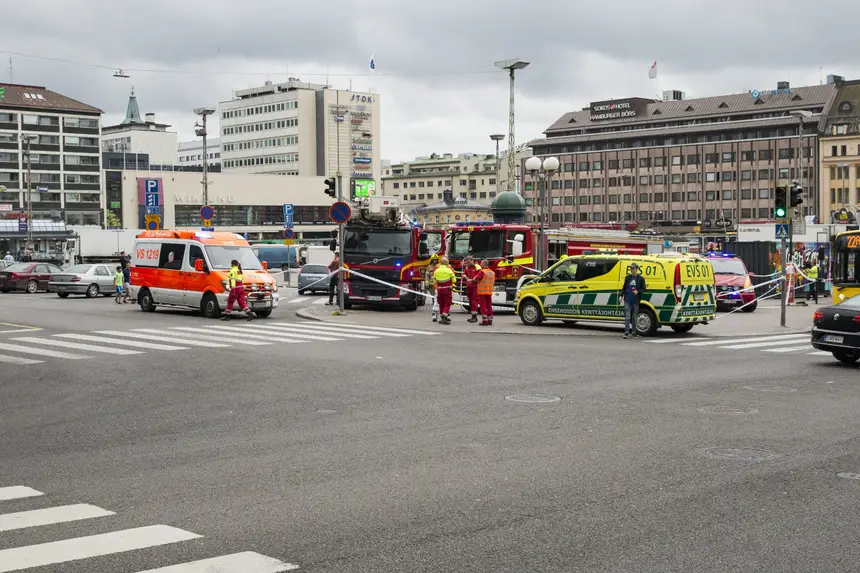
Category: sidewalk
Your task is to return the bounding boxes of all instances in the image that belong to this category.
[296,298,825,337]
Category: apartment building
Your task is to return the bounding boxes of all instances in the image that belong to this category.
[103,89,178,167]
[219,79,381,184]
[527,81,834,233]
[819,76,860,223]
[176,138,221,169]
[0,82,103,225]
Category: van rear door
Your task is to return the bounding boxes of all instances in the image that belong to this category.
[676,259,715,306]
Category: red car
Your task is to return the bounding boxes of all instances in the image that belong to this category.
[707,254,757,312]
[0,262,64,293]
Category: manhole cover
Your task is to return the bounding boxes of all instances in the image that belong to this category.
[704,447,778,462]
[316,409,338,414]
[837,472,860,480]
[505,394,561,403]
[697,405,760,415]
[743,384,798,394]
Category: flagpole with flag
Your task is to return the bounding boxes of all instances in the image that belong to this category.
[648,60,661,101]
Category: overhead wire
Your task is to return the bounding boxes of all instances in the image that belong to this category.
[4,50,502,78]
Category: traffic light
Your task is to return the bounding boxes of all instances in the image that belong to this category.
[774,186,787,218]
[790,182,804,208]
[324,178,336,198]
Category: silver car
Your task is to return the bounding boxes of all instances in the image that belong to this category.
[297,264,330,295]
[50,264,117,298]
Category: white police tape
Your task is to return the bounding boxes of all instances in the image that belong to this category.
[341,267,469,307]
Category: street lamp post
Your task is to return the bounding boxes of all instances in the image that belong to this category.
[490,133,505,197]
[494,59,530,194]
[21,134,37,252]
[525,156,560,271]
[789,110,813,217]
[193,107,215,208]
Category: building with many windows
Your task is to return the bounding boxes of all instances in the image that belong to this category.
[0,82,103,227]
[176,138,221,170]
[818,76,860,223]
[219,79,381,185]
[527,81,835,233]
[102,89,177,167]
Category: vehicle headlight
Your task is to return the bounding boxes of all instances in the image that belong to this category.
[221,280,230,290]
[251,284,260,291]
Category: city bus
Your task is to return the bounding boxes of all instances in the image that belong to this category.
[832,230,860,303]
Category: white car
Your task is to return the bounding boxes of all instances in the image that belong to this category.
[50,264,118,298]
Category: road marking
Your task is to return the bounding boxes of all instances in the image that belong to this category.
[763,345,815,353]
[280,322,408,338]
[54,333,189,351]
[0,328,43,334]
[0,486,43,502]
[0,354,42,365]
[247,323,379,340]
[0,524,201,572]
[286,298,307,304]
[808,351,831,356]
[0,322,42,331]
[10,337,143,355]
[195,324,329,342]
[298,321,440,336]
[0,503,114,532]
[94,331,230,348]
[680,334,809,347]
[135,551,300,572]
[721,338,815,350]
[647,338,712,344]
[312,298,329,305]
[136,328,270,346]
[0,342,89,360]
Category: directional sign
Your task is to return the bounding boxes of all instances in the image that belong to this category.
[329,201,352,224]
[145,193,159,207]
[201,227,215,232]
[283,204,294,228]
[283,239,295,246]
[17,216,27,233]
[282,228,295,240]
[775,223,789,240]
[200,205,214,220]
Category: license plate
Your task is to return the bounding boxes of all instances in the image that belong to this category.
[823,335,844,344]
[250,302,270,309]
[368,295,382,301]
[693,294,705,302]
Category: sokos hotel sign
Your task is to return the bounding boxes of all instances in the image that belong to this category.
[589,98,646,121]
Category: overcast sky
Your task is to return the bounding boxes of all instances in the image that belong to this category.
[2,0,858,163]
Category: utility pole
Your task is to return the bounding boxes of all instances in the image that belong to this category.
[193,107,215,208]
[21,134,36,252]
[336,171,345,312]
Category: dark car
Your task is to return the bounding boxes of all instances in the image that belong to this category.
[0,262,64,293]
[811,296,860,365]
[297,264,330,294]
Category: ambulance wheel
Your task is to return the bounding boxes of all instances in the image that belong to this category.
[138,288,156,313]
[519,300,544,326]
[670,324,694,333]
[255,310,272,318]
[562,320,578,325]
[201,293,221,319]
[742,301,757,313]
[634,308,658,336]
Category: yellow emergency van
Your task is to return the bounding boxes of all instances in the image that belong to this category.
[515,253,716,335]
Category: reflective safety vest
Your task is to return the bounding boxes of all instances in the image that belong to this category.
[477,268,495,296]
[433,265,457,290]
[806,266,819,280]
[228,267,244,288]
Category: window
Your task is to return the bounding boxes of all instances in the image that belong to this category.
[654,175,665,184]
[759,188,771,199]
[0,112,16,123]
[721,171,735,182]
[778,148,793,160]
[686,173,697,183]
[741,170,752,181]
[639,158,650,168]
[722,190,734,200]
[741,151,756,161]
[575,259,618,282]
[687,191,699,201]
[592,178,602,187]
[686,154,700,165]
[608,160,619,169]
[653,157,665,167]
[671,156,682,166]
[608,177,618,187]
[705,153,719,164]
[686,210,699,219]
[671,192,682,202]
[579,178,589,188]
[722,152,735,162]
[639,175,650,185]
[778,168,790,179]
[623,193,632,203]
[592,160,602,170]
[671,174,682,184]
[579,161,589,171]
[639,193,650,203]
[758,169,771,180]
[759,150,772,160]
[741,189,752,200]
[622,159,633,169]
[705,172,717,182]
[705,191,716,201]
[672,210,682,219]
[841,145,847,156]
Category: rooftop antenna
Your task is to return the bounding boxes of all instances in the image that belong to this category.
[7,53,12,83]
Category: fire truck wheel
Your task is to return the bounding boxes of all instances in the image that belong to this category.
[519,300,544,326]
[404,302,418,311]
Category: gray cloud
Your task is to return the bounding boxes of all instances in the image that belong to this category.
[2,0,860,162]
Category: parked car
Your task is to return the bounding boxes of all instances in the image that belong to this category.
[49,263,117,298]
[812,296,860,365]
[706,253,757,312]
[0,260,12,271]
[0,262,64,293]
[298,264,331,295]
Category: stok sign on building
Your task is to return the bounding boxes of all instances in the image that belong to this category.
[589,98,648,121]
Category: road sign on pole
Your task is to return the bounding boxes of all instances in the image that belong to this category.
[200,205,214,220]
[329,201,352,224]
[775,223,789,239]
[282,228,294,240]
[283,204,294,228]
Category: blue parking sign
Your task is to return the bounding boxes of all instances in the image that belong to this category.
[283,204,294,228]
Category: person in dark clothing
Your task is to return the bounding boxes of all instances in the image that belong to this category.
[326,255,340,305]
[621,262,647,339]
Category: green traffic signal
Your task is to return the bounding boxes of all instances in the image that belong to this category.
[775,207,786,217]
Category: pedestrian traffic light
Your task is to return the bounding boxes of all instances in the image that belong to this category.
[324,178,336,198]
[790,183,804,208]
[774,186,788,218]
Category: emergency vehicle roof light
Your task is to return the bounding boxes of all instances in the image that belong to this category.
[705,252,732,258]
[195,231,214,239]
[453,221,494,226]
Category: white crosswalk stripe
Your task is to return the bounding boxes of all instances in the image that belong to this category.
[11,336,143,355]
[54,333,190,351]
[645,331,826,357]
[0,485,300,571]
[243,323,378,340]
[94,331,231,348]
[0,354,42,365]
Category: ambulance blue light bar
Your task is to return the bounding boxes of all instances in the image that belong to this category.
[705,252,733,258]
[453,221,495,226]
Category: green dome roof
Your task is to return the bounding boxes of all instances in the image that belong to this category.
[490,191,526,216]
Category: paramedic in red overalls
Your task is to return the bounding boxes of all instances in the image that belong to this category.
[221,259,255,320]
[462,256,482,323]
[432,257,457,325]
[477,259,495,326]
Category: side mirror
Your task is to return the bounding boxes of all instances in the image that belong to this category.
[512,242,523,257]
[262,260,268,270]
[418,242,430,259]
[194,259,204,272]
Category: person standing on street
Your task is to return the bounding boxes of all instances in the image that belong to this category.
[119,251,134,303]
[425,254,440,322]
[477,259,495,326]
[805,262,819,303]
[221,260,255,320]
[432,257,457,325]
[3,252,13,263]
[113,266,125,304]
[622,262,646,339]
[462,256,483,323]
[326,255,341,306]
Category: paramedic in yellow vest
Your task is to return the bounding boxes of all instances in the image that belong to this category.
[221,259,255,320]
[432,257,457,325]
[425,254,440,322]
[805,262,819,303]
[477,259,495,326]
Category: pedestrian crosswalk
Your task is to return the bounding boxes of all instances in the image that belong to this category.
[0,484,299,571]
[647,331,830,357]
[0,321,440,368]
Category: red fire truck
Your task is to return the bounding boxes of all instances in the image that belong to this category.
[445,222,663,309]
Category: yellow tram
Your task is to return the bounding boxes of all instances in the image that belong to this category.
[832,230,860,302]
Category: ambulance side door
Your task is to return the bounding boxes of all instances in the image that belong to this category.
[540,257,579,317]
[181,244,209,308]
[573,258,622,319]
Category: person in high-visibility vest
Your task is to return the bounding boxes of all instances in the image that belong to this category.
[432,257,457,325]
[462,256,483,323]
[221,259,255,320]
[425,254,440,322]
[805,262,819,303]
[477,258,496,326]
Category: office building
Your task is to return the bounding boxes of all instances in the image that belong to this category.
[176,138,221,169]
[102,89,177,167]
[818,75,860,223]
[219,79,381,185]
[527,81,834,233]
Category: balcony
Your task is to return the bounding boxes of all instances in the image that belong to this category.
[22,123,60,133]
[0,121,17,131]
[63,163,100,172]
[0,161,18,170]
[62,126,99,136]
[0,141,18,150]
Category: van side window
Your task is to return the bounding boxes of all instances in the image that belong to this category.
[189,245,205,271]
[159,243,186,270]
[575,259,618,282]
[549,258,578,281]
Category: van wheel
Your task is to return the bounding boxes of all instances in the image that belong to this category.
[562,320,578,325]
[255,310,272,318]
[138,288,156,312]
[201,293,221,319]
[635,307,658,336]
[833,351,859,365]
[670,324,694,333]
[742,301,758,313]
[519,300,544,326]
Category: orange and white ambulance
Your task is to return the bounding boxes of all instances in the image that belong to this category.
[130,230,278,318]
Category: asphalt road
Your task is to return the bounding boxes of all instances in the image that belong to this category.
[1,292,859,572]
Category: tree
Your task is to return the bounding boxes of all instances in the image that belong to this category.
[105,210,122,229]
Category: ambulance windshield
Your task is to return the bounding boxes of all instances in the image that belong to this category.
[205,245,264,270]
[450,230,505,259]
